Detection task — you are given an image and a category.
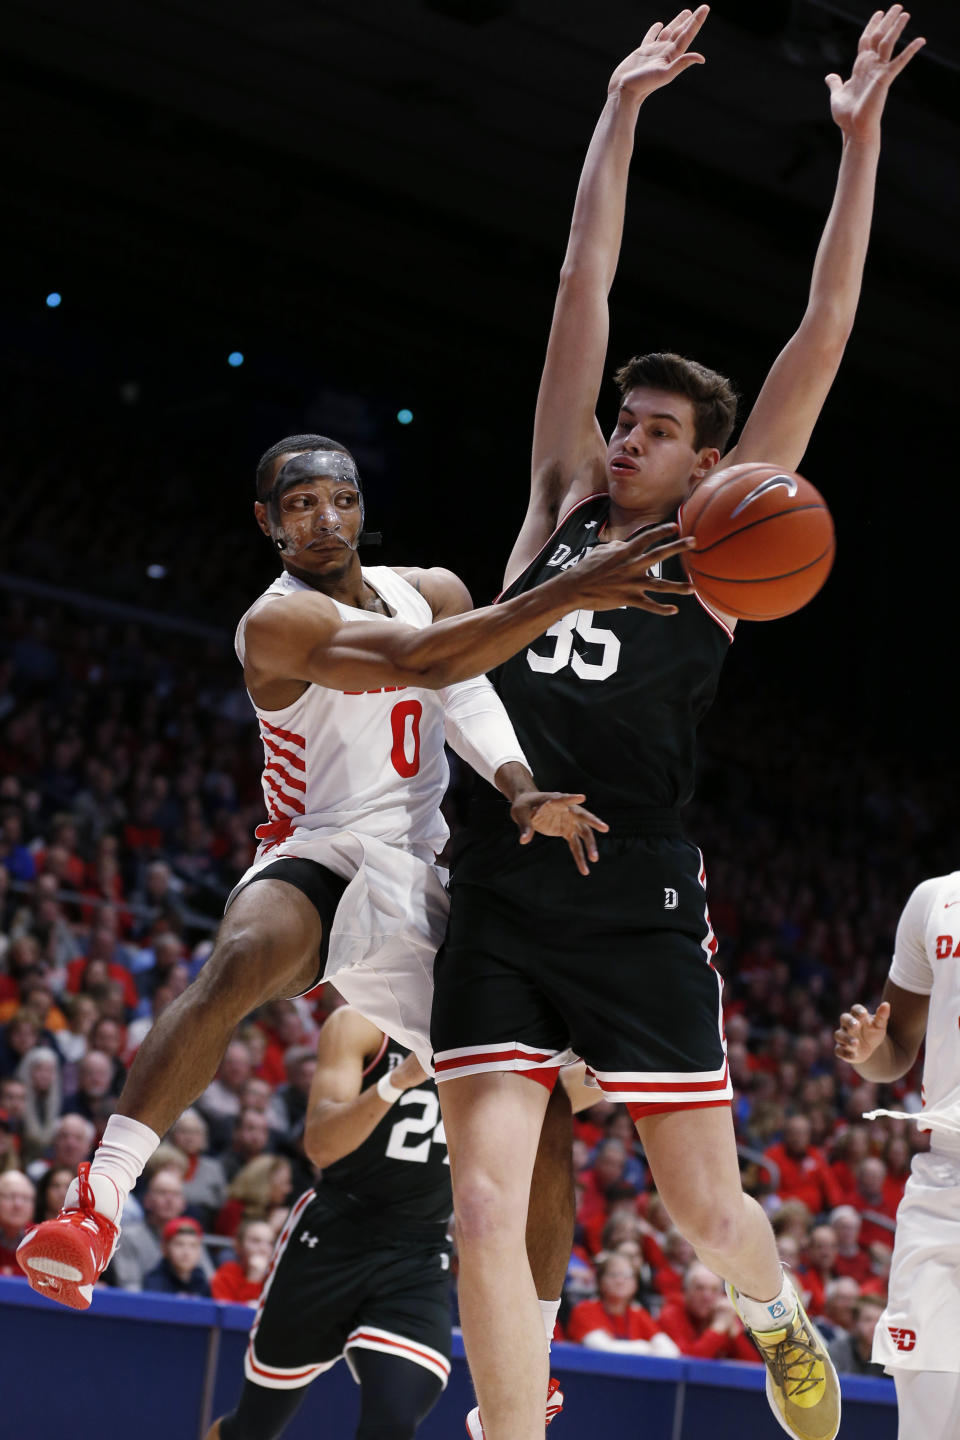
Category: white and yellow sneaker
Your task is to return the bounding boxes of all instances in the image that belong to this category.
[729,1286,840,1440]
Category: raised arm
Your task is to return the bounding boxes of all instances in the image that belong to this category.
[504,7,710,589]
[244,522,694,696]
[725,5,925,472]
[302,1008,428,1170]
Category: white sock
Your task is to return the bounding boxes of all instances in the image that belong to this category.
[732,1270,797,1332]
[86,1115,160,1218]
[539,1297,561,1350]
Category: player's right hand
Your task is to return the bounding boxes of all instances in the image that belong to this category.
[607,7,709,103]
[834,1001,891,1064]
[567,522,696,615]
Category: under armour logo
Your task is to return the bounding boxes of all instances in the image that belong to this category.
[300,1231,319,1249]
[888,1326,917,1352]
[664,888,678,910]
[730,474,798,518]
[583,521,598,530]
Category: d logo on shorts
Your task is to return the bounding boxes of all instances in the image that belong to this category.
[888,1326,917,1352]
[664,888,679,910]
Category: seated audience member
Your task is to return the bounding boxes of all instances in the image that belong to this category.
[650,1227,696,1300]
[826,1295,887,1377]
[26,1113,95,1182]
[169,1108,227,1230]
[3,972,67,1033]
[861,1241,893,1299]
[124,981,175,1060]
[210,1219,274,1305]
[237,1075,288,1138]
[0,1012,46,1079]
[197,1039,252,1149]
[16,1046,62,1163]
[0,1170,36,1276]
[110,1166,195,1291]
[770,1199,813,1248]
[828,1124,871,1205]
[88,1016,127,1094]
[567,1254,679,1355]
[0,1077,27,1151]
[142,1216,211,1298]
[881,1134,911,1212]
[61,1048,116,1134]
[816,1276,861,1343]
[764,1115,842,1216]
[33,1165,74,1224]
[850,1157,898,1247]
[829,1205,871,1284]
[658,1264,760,1363]
[217,1106,273,1183]
[65,924,139,1012]
[53,994,100,1075]
[577,1139,637,1256]
[0,1106,22,1174]
[797,1224,840,1317]
[274,1044,316,1141]
[215,1155,294,1239]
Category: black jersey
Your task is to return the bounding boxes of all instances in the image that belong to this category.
[318,1036,451,1230]
[476,494,731,822]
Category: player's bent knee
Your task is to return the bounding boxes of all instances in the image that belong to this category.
[678,1200,744,1259]
[454,1171,527,1249]
[198,926,306,1012]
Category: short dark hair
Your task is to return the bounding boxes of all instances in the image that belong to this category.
[254,434,354,500]
[612,352,739,453]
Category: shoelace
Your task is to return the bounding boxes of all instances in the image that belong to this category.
[762,1322,823,1400]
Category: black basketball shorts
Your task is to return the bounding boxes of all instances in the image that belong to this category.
[430,820,732,1116]
[245,1188,452,1391]
[230,856,348,995]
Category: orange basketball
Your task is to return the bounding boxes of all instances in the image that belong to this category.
[679,462,835,621]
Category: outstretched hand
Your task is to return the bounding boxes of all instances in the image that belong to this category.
[834,1001,891,1064]
[826,6,925,142]
[570,522,696,616]
[608,6,709,103]
[510,790,609,877]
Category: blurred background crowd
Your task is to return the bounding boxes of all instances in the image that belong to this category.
[2,567,953,1380]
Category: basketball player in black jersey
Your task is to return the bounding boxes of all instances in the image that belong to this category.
[430,8,924,1440]
[207,1005,454,1440]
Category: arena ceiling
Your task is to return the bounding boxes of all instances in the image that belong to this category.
[3,0,958,400]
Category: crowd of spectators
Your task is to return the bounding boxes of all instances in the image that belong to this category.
[2,583,955,1376]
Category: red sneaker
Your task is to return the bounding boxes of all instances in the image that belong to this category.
[465,1376,564,1439]
[17,1162,120,1310]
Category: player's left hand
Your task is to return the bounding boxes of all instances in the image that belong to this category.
[826,6,924,142]
[510,790,610,876]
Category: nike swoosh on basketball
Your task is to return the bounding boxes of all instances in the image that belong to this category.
[729,474,798,518]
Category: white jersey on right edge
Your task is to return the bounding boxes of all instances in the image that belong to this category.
[888,870,960,1131]
[871,871,960,1383]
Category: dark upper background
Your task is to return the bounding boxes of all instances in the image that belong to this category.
[1,0,958,754]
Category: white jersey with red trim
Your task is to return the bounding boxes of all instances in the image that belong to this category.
[884,871,960,1143]
[235,566,449,861]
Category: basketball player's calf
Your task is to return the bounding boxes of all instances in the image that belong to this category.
[17,879,324,1308]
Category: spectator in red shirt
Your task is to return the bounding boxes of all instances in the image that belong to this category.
[65,925,139,1013]
[566,1254,679,1356]
[210,1219,274,1305]
[0,1169,36,1275]
[851,1157,898,1248]
[764,1115,843,1216]
[829,1205,871,1284]
[650,1226,696,1300]
[658,1263,760,1363]
[828,1124,870,1205]
[797,1224,840,1317]
[881,1134,911,1212]
[577,1139,636,1256]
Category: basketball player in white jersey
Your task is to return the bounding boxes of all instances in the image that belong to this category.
[835,872,960,1438]
[17,433,694,1311]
